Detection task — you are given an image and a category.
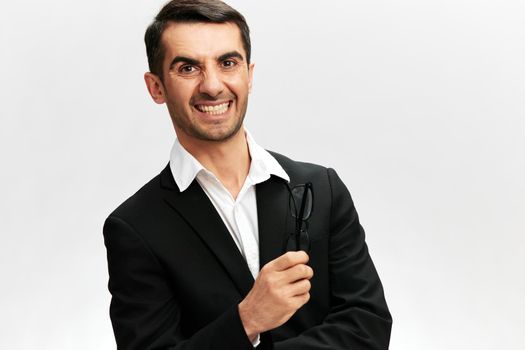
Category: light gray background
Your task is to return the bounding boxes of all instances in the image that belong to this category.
[1,0,524,349]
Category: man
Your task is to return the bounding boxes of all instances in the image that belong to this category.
[103,0,392,349]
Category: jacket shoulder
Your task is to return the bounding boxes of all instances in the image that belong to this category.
[268,150,329,181]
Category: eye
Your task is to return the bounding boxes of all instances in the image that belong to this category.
[221,60,237,68]
[179,65,199,74]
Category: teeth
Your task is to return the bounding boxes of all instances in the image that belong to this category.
[196,102,229,115]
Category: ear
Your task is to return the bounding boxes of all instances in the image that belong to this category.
[248,62,255,93]
[144,72,166,104]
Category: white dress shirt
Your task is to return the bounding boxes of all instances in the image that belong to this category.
[169,129,289,279]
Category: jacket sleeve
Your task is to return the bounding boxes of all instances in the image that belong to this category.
[103,215,259,350]
[274,168,392,350]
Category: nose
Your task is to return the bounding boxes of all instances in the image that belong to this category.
[198,69,224,98]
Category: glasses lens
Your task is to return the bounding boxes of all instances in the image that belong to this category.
[284,231,311,253]
[289,185,313,220]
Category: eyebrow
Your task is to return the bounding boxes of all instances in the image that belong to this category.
[217,51,244,62]
[169,56,200,70]
[169,51,245,70]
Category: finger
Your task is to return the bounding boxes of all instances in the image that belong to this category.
[291,292,311,309]
[288,279,311,297]
[270,251,309,271]
[283,263,314,282]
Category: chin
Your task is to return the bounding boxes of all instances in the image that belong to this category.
[192,123,243,142]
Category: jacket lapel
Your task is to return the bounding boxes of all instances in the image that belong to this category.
[160,166,254,296]
[256,176,291,268]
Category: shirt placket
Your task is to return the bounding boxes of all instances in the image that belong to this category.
[233,180,259,279]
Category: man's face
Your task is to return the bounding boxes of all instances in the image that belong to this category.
[153,21,254,143]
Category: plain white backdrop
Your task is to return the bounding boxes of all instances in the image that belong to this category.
[1,0,524,349]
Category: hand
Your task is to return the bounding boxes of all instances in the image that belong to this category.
[238,251,314,341]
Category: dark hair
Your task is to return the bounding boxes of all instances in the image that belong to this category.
[145,0,251,79]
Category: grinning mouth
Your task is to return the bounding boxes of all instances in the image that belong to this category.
[194,101,231,115]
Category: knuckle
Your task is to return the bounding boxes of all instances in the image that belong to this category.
[300,251,309,262]
[307,266,314,278]
[304,292,311,303]
[293,293,310,309]
[261,264,271,274]
[261,273,277,288]
[298,280,310,293]
[304,279,311,290]
[301,265,309,276]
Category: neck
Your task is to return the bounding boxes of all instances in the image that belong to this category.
[177,128,251,199]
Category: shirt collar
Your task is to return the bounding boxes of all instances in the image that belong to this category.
[169,129,289,192]
[169,137,204,192]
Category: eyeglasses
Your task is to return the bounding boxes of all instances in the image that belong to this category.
[284,182,313,253]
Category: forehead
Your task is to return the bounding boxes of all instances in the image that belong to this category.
[161,21,245,61]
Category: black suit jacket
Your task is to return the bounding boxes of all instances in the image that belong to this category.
[103,152,392,349]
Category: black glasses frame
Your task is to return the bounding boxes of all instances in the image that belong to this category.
[284,182,314,252]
